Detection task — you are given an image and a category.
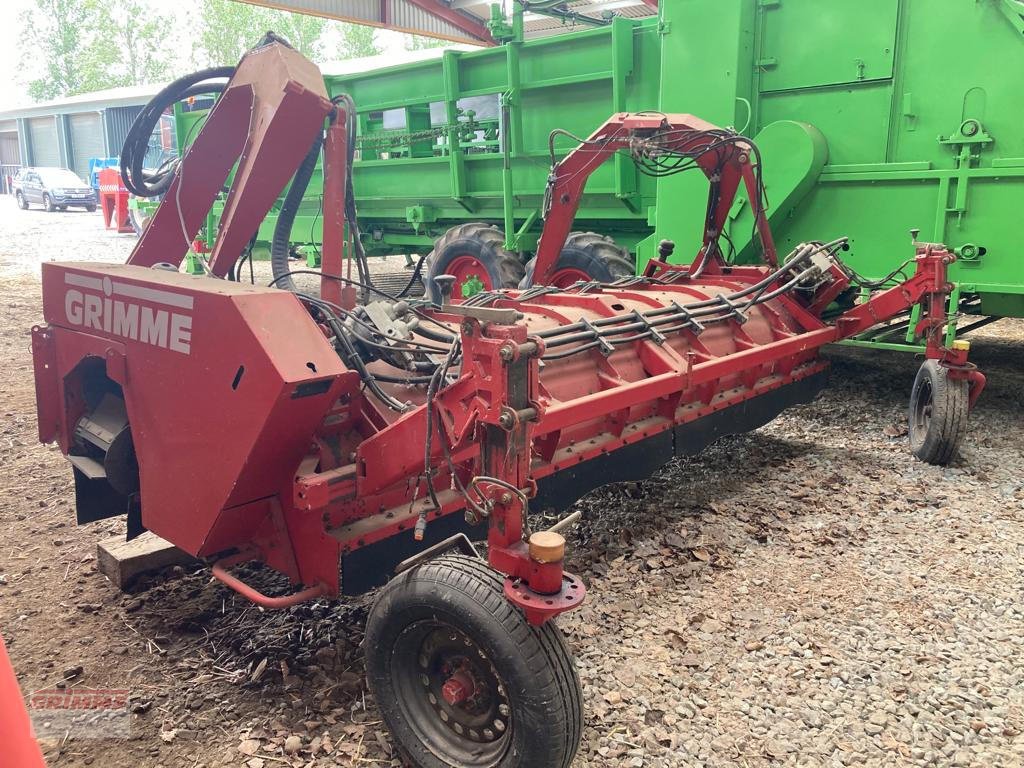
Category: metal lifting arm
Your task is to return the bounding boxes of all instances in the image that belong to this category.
[532,113,777,285]
[127,41,337,279]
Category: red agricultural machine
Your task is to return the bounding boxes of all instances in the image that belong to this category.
[96,167,135,235]
[31,38,984,767]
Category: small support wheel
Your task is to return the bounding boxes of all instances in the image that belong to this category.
[423,223,525,303]
[521,231,634,288]
[908,359,968,465]
[365,554,582,768]
[128,207,148,234]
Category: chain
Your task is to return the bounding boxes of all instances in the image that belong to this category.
[355,119,499,151]
[356,125,452,150]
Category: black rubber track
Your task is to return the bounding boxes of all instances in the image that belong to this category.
[364,554,582,768]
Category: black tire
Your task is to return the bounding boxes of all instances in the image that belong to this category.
[58,205,67,211]
[43,193,55,212]
[908,359,968,465]
[521,231,634,288]
[365,555,582,768]
[423,223,525,303]
[86,204,97,213]
[15,191,27,210]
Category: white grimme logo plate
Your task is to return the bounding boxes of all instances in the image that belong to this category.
[63,272,193,354]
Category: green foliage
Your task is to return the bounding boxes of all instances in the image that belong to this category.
[337,23,382,60]
[271,10,328,61]
[195,0,329,66]
[91,0,174,87]
[20,0,103,100]
[18,0,438,102]
[19,0,174,100]
[195,0,270,67]
[404,34,449,51]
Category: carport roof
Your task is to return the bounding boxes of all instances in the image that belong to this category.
[234,0,657,44]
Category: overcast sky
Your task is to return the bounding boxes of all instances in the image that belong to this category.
[0,0,32,109]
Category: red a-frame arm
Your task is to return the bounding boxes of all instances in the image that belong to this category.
[127,41,335,279]
[530,113,777,286]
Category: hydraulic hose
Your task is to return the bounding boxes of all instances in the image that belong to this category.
[534,240,828,342]
[121,67,235,198]
[332,93,374,298]
[271,133,325,293]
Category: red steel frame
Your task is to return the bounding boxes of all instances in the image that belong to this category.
[31,46,983,631]
[532,113,778,284]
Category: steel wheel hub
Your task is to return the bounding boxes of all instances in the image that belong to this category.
[391,621,511,766]
[549,267,593,288]
[446,255,492,298]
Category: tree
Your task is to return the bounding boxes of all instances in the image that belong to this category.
[19,0,108,100]
[91,0,174,87]
[196,0,330,66]
[270,10,327,61]
[195,0,275,67]
[404,34,449,51]
[19,0,177,100]
[337,23,382,60]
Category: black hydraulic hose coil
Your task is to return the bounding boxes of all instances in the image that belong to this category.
[121,66,235,198]
[271,133,325,292]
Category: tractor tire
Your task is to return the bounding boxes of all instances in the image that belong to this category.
[423,223,524,303]
[15,191,27,210]
[908,359,968,465]
[365,554,582,768]
[521,231,634,289]
[43,193,55,212]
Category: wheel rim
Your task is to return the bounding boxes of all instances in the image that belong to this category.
[911,378,933,442]
[549,267,595,288]
[391,620,511,766]
[445,255,493,299]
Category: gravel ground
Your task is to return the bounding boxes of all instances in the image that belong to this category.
[0,200,1022,767]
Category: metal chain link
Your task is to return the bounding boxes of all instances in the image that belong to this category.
[355,120,499,151]
[356,126,452,150]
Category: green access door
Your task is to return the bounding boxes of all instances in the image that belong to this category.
[757,0,899,91]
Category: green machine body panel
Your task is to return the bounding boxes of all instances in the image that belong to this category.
[175,0,1024,345]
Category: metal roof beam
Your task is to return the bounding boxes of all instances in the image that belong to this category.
[402,0,496,43]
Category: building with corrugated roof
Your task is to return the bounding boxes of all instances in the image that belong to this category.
[0,84,163,193]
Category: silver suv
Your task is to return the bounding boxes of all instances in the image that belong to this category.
[13,167,98,212]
